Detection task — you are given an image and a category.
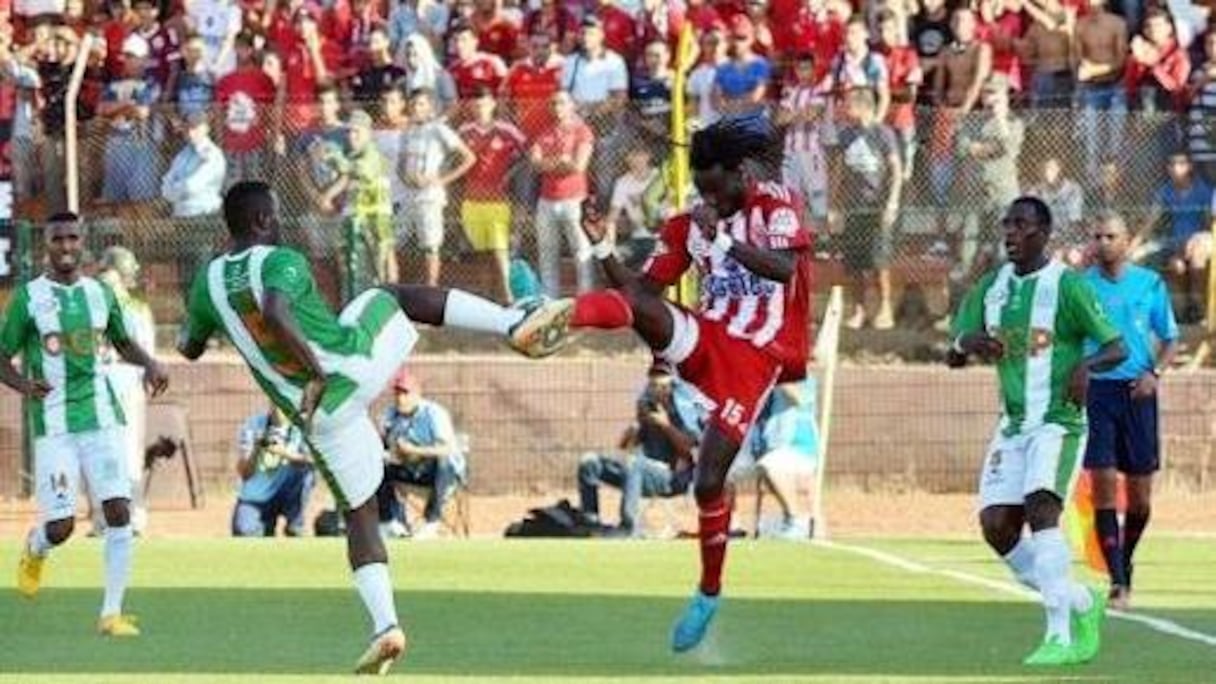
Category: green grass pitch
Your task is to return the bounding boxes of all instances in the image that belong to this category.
[1,536,1214,683]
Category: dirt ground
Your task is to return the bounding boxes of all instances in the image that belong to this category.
[3,487,1214,540]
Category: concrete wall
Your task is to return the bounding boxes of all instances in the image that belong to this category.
[3,358,1215,500]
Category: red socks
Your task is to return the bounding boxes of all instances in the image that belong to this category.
[571,290,634,329]
[697,493,732,596]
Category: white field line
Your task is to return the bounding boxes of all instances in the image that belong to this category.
[817,539,1216,649]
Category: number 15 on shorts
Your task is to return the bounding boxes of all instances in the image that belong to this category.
[720,398,745,427]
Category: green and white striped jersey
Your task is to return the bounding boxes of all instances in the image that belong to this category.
[952,260,1121,437]
[0,275,130,438]
[182,246,397,417]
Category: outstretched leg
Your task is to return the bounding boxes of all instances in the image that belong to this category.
[569,280,676,353]
[378,284,572,358]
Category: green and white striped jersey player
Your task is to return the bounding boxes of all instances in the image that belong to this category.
[951,256,1121,508]
[176,181,572,675]
[947,197,1125,667]
[0,215,168,637]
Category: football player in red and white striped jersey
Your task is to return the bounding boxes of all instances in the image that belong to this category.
[526,118,814,653]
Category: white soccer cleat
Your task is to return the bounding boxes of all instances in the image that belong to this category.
[508,298,574,359]
[354,626,407,675]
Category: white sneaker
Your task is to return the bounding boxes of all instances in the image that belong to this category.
[379,521,408,539]
[845,308,866,330]
[412,522,441,540]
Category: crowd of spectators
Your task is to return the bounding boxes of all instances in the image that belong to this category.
[2,0,1215,322]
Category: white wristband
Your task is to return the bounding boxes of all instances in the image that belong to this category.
[591,239,615,261]
[712,232,733,255]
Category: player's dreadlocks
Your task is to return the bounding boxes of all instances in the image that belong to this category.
[689,116,777,172]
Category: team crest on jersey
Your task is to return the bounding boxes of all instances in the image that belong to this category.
[42,333,62,356]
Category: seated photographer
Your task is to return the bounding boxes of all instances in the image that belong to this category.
[232,406,315,537]
[577,361,704,536]
[376,369,466,540]
[728,379,820,540]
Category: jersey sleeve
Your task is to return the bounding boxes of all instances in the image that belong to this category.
[0,286,31,357]
[1063,273,1121,346]
[641,215,694,287]
[183,267,219,347]
[101,283,132,346]
[262,248,316,300]
[1148,273,1180,342]
[761,188,811,251]
[950,271,997,340]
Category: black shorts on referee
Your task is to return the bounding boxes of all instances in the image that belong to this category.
[1084,378,1160,475]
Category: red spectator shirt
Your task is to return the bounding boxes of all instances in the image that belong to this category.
[503,56,564,140]
[877,44,921,132]
[643,182,813,368]
[458,119,527,201]
[523,6,579,51]
[977,12,1025,92]
[780,11,843,81]
[686,4,724,32]
[215,66,277,153]
[139,23,184,90]
[284,38,345,129]
[637,3,686,55]
[474,14,522,62]
[533,117,594,201]
[449,52,508,99]
[598,4,638,63]
[1126,39,1191,111]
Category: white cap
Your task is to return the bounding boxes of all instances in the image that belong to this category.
[121,34,150,59]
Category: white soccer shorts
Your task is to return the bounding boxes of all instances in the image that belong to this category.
[35,426,130,522]
[311,288,419,510]
[977,423,1086,509]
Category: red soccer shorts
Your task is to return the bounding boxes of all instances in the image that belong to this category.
[660,305,784,445]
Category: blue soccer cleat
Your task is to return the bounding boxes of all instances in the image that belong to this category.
[671,590,719,653]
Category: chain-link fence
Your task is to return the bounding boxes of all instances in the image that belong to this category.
[5,97,1216,502]
[19,98,1199,331]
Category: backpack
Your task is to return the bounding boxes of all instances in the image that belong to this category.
[503,499,595,538]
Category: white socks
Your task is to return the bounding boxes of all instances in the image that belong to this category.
[442,290,523,335]
[101,525,134,618]
[353,563,399,636]
[1031,527,1092,645]
[27,526,52,558]
[1001,536,1039,590]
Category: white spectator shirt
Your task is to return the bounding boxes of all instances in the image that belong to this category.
[610,168,659,237]
[687,63,721,126]
[561,50,629,105]
[373,127,407,207]
[1167,0,1210,48]
[398,120,464,206]
[189,0,242,76]
[14,0,64,17]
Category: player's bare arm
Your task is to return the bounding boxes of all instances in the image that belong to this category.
[0,352,51,398]
[947,331,1006,368]
[112,338,169,398]
[261,289,328,429]
[691,204,799,284]
[581,197,666,295]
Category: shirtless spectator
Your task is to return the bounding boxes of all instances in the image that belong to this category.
[1075,0,1128,173]
[1019,0,1075,109]
[929,8,991,243]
